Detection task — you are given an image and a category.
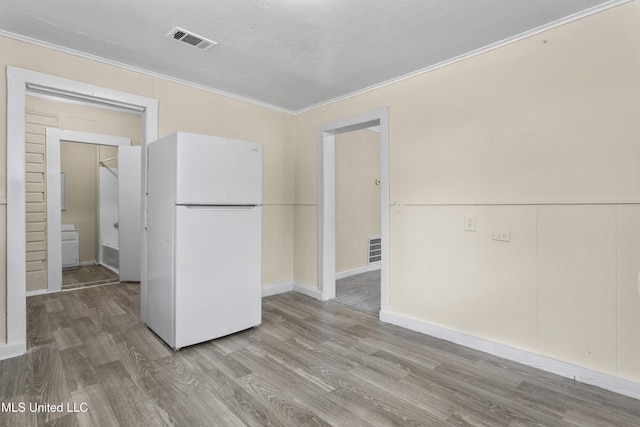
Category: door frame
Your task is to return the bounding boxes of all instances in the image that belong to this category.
[45,129,131,294]
[317,107,389,314]
[117,145,142,282]
[4,66,158,360]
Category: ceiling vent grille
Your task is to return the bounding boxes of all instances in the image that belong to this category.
[166,27,217,51]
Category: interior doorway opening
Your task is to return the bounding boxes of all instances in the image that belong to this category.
[61,141,121,290]
[46,130,141,293]
[333,127,382,315]
[317,107,389,316]
[4,66,158,361]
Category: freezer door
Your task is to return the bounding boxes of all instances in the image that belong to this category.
[174,205,262,348]
[175,133,262,205]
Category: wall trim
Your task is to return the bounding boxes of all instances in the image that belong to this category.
[293,283,324,300]
[78,261,98,267]
[0,342,27,360]
[0,30,295,116]
[262,280,294,297]
[336,264,381,280]
[1,0,630,116]
[380,310,640,401]
[262,280,323,300]
[25,289,50,297]
[295,0,633,114]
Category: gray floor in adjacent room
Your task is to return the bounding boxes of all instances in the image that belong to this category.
[62,264,120,290]
[333,269,380,316]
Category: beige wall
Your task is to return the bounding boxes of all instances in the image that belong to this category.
[60,142,98,264]
[335,129,380,273]
[1,30,296,342]
[24,96,141,292]
[2,1,638,387]
[149,78,296,287]
[293,1,640,383]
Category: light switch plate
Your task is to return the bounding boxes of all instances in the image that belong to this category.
[464,215,476,231]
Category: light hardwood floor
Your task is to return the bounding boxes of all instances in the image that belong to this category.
[1,283,639,426]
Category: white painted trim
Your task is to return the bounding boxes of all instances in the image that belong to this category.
[28,90,144,116]
[0,30,295,115]
[78,261,98,267]
[261,280,322,300]
[0,343,26,360]
[318,132,336,301]
[392,199,640,207]
[380,310,640,401]
[293,283,324,300]
[4,66,158,361]
[318,108,389,311]
[26,289,50,297]
[0,0,629,115]
[295,0,633,114]
[46,129,130,294]
[6,69,27,358]
[336,264,381,280]
[262,280,294,297]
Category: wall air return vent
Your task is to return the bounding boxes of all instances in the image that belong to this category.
[368,236,382,265]
[166,27,217,51]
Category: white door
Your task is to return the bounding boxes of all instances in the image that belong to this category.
[118,146,142,281]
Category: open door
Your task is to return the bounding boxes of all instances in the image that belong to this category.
[118,146,142,282]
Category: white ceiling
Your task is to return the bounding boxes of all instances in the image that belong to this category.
[0,0,622,112]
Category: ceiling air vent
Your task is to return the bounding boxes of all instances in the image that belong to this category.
[166,27,217,51]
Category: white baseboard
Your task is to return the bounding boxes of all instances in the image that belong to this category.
[26,288,49,297]
[380,310,640,401]
[261,280,323,300]
[293,282,323,300]
[335,263,380,280]
[262,280,294,297]
[79,261,96,267]
[0,342,27,361]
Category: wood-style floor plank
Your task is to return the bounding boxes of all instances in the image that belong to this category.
[0,283,638,427]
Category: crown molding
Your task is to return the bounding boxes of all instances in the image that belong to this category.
[0,29,295,115]
[1,0,631,115]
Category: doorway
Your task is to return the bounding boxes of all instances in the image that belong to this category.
[333,128,381,315]
[4,66,158,360]
[317,108,389,316]
[61,141,120,290]
[46,129,141,293]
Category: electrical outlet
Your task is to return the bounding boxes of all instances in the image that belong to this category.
[464,215,476,232]
[492,230,511,242]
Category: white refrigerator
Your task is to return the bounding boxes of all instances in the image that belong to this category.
[145,132,262,350]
